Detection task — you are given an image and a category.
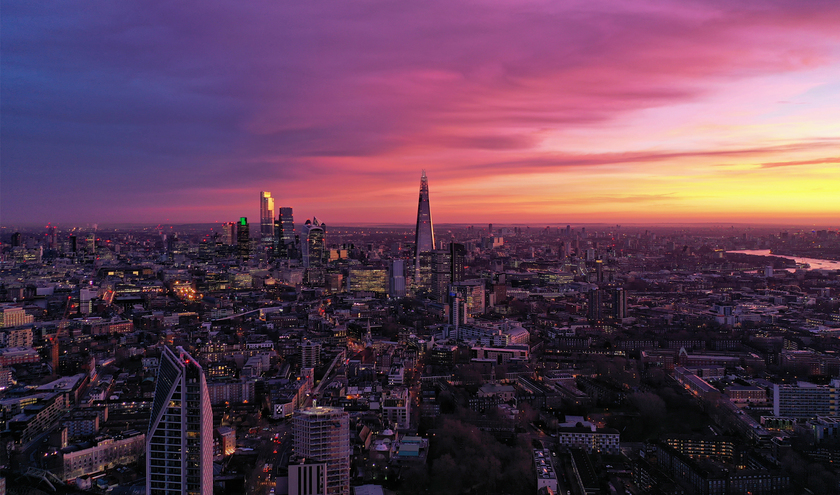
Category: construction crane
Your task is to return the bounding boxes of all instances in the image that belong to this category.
[50,295,72,374]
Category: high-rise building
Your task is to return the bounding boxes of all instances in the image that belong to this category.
[237,217,250,261]
[450,242,466,284]
[260,192,275,248]
[413,171,435,279]
[609,287,627,319]
[293,407,350,495]
[276,207,295,259]
[221,222,237,246]
[587,288,603,321]
[301,218,326,268]
[588,287,626,321]
[146,346,213,495]
[431,249,451,303]
[389,259,406,298]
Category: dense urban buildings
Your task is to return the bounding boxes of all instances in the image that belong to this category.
[1,178,839,494]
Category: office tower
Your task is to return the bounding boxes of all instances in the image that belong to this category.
[276,207,295,259]
[220,222,237,246]
[260,192,275,247]
[237,218,250,260]
[431,249,451,303]
[147,346,213,495]
[69,235,78,253]
[10,233,22,247]
[450,243,465,284]
[302,340,321,369]
[301,218,326,268]
[413,171,435,279]
[293,407,350,495]
[389,259,406,298]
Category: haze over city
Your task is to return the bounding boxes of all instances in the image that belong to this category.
[2,0,840,226]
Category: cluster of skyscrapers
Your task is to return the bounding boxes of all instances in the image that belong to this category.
[219,192,325,268]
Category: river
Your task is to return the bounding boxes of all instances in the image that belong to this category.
[727,249,840,271]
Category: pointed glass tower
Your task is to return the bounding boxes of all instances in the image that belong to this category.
[414,170,435,278]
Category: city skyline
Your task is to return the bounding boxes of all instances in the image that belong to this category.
[2,0,840,225]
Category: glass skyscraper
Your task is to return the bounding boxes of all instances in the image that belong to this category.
[147,346,213,495]
[275,206,295,259]
[413,170,435,284]
[301,217,326,267]
[260,192,275,256]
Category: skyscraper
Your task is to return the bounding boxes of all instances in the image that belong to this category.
[389,259,406,298]
[413,171,435,280]
[275,206,295,259]
[431,249,451,304]
[450,242,466,284]
[293,407,350,495]
[301,218,326,268]
[260,191,275,245]
[237,217,250,261]
[147,346,213,495]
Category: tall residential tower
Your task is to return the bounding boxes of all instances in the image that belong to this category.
[293,407,350,495]
[146,346,213,495]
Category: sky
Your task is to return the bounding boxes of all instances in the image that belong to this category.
[2,0,840,227]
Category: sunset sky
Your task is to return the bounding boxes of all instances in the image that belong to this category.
[2,0,839,226]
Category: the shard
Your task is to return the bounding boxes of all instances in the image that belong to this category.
[414,170,435,280]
